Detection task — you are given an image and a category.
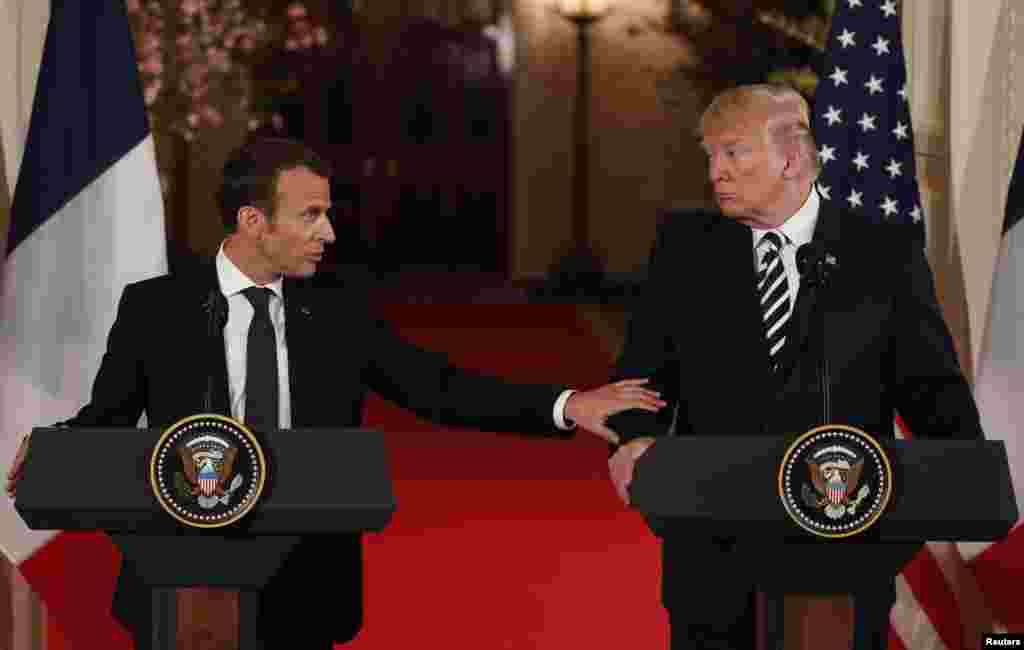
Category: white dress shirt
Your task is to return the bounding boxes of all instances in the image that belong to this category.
[216,243,573,432]
[750,186,821,315]
[216,244,292,428]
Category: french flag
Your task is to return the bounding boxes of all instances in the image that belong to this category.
[964,128,1024,632]
[891,133,1024,649]
[0,0,165,645]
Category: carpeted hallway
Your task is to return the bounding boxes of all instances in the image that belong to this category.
[349,297,667,648]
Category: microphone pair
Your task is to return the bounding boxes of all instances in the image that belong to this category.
[796,241,839,289]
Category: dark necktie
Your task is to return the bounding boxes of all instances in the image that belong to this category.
[757,232,791,372]
[242,287,279,433]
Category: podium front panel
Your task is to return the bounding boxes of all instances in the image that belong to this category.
[15,427,396,535]
[630,436,1017,541]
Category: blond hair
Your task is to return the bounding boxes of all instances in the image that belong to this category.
[698,84,820,177]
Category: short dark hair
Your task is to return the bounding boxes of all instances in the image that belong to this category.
[217,137,333,232]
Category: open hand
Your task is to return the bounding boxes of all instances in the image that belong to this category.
[564,378,666,444]
[608,436,656,504]
[6,434,30,499]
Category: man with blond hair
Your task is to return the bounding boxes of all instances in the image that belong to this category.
[605,84,982,649]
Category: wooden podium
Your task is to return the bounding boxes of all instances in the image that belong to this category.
[628,434,1019,649]
[15,426,396,650]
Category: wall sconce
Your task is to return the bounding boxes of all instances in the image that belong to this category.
[555,0,611,20]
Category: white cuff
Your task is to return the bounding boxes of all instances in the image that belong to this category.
[553,389,577,430]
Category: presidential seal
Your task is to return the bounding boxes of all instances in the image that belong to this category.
[150,414,267,528]
[778,424,893,538]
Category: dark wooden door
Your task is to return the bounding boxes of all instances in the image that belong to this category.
[296,15,512,277]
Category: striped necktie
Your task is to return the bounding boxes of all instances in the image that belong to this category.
[757,231,791,372]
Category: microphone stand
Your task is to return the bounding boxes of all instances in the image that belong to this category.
[820,288,831,424]
[815,252,837,424]
[798,244,835,424]
[203,289,226,413]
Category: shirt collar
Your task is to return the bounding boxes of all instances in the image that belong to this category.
[216,240,284,300]
[753,185,820,249]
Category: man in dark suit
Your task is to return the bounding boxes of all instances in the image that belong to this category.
[6,137,665,648]
[605,84,983,650]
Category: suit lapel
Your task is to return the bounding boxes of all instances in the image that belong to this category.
[191,261,232,416]
[709,218,775,393]
[775,200,842,381]
[282,280,315,426]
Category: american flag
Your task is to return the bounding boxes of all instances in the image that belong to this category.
[812,3,1016,649]
[812,0,925,241]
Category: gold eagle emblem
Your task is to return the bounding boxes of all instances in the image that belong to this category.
[801,446,871,519]
[178,443,238,497]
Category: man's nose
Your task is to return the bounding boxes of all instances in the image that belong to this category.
[708,154,727,183]
[319,217,336,243]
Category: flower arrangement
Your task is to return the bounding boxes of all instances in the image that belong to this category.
[126,0,331,143]
[654,0,835,110]
[283,3,329,52]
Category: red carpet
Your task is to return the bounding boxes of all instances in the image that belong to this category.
[351,302,668,648]
[33,301,668,649]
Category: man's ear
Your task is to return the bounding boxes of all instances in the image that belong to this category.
[781,144,805,180]
[236,206,267,234]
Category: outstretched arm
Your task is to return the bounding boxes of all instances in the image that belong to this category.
[362,317,663,440]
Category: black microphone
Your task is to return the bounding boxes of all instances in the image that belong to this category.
[797,241,837,423]
[797,241,826,288]
[202,289,228,413]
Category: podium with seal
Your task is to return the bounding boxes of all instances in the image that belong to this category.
[628,426,1018,646]
[14,418,396,650]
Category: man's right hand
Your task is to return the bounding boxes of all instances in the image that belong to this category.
[608,436,656,505]
[6,434,30,499]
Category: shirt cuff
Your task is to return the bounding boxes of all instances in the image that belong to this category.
[553,389,577,430]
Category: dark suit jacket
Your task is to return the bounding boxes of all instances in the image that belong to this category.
[607,202,983,612]
[63,259,571,641]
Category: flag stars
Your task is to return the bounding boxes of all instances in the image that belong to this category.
[829,66,849,86]
[858,113,878,132]
[880,196,900,217]
[816,6,922,233]
[865,75,885,95]
[823,106,843,126]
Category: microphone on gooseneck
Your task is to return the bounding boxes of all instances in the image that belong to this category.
[796,241,826,288]
[797,241,836,424]
[202,288,228,413]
